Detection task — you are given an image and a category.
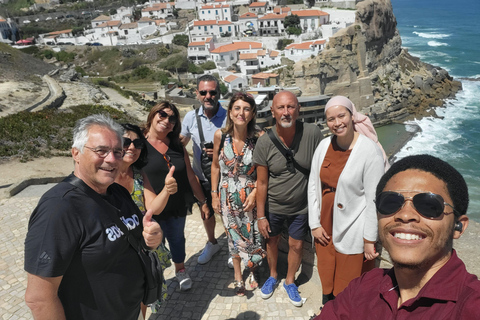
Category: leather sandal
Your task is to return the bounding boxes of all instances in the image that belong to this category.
[234,280,245,296]
[248,271,259,289]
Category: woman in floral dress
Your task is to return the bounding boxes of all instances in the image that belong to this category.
[211,93,266,296]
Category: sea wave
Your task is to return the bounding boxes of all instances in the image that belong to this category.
[413,31,451,39]
[427,41,448,47]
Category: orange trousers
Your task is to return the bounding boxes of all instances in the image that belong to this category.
[315,239,374,296]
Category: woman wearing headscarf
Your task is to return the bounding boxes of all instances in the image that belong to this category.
[308,96,386,311]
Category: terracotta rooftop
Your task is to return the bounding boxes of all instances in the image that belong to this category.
[224,74,239,83]
[259,13,287,20]
[201,4,229,9]
[239,52,258,60]
[119,22,138,29]
[155,19,166,25]
[92,15,111,22]
[138,17,154,22]
[188,41,206,46]
[285,40,326,50]
[249,2,267,7]
[269,50,280,57]
[252,72,279,79]
[291,9,329,17]
[257,50,266,56]
[239,12,258,19]
[274,6,291,14]
[210,41,263,53]
[193,20,231,26]
[47,29,73,36]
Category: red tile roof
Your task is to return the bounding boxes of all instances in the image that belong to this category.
[259,13,287,20]
[252,72,279,79]
[47,29,73,36]
[249,2,267,7]
[224,74,239,83]
[239,12,258,19]
[239,52,258,60]
[92,15,111,22]
[291,9,329,17]
[211,41,263,53]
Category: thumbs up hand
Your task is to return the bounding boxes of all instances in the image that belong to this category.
[165,165,177,195]
[142,209,163,249]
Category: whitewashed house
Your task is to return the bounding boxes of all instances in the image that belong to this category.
[284,39,326,62]
[249,2,268,14]
[141,2,174,19]
[91,15,111,29]
[191,20,235,38]
[257,49,281,68]
[174,0,195,10]
[258,13,286,36]
[223,74,248,93]
[112,6,134,24]
[238,12,258,36]
[118,22,140,44]
[198,4,232,21]
[187,37,215,64]
[238,52,260,75]
[210,41,263,68]
[292,9,330,33]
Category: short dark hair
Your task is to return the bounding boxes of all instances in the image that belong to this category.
[197,74,219,89]
[376,154,469,216]
[121,123,148,169]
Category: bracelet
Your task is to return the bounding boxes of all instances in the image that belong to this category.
[257,217,267,221]
[211,190,219,193]
[197,198,208,205]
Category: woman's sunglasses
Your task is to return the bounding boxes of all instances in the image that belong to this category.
[157,110,177,124]
[375,191,457,219]
[123,138,145,149]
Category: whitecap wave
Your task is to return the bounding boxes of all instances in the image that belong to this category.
[413,31,451,39]
[428,41,448,47]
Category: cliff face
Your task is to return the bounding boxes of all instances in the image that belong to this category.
[293,0,461,122]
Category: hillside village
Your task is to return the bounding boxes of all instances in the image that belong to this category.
[0,0,355,98]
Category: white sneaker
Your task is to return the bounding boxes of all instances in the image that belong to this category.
[197,241,220,264]
[227,256,234,269]
[176,269,192,291]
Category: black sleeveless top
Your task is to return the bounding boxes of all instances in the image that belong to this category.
[143,141,191,221]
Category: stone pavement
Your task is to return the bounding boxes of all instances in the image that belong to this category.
[2,182,480,320]
[0,183,322,320]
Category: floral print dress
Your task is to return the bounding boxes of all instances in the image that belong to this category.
[218,134,266,268]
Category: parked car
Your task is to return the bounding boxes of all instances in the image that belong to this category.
[91,42,103,46]
[23,20,31,24]
[35,18,40,22]
[46,17,52,21]
[66,14,75,19]
[56,15,64,19]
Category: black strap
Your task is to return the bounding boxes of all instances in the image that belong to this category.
[266,122,310,176]
[195,108,206,149]
[64,174,146,253]
[218,133,226,155]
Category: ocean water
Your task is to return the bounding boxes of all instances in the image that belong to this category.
[390,0,480,221]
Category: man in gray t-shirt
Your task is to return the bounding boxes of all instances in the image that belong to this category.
[253,91,323,307]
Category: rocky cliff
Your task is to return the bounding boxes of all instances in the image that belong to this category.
[293,0,462,122]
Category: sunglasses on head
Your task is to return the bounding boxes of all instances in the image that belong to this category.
[123,137,144,149]
[157,110,177,124]
[375,191,457,219]
[198,90,217,96]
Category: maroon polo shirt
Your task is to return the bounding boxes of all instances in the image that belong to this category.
[317,250,480,319]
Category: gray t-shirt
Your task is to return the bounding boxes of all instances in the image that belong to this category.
[253,122,323,216]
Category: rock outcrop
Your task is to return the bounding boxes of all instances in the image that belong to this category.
[293,0,461,122]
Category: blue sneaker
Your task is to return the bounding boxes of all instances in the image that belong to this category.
[260,276,278,299]
[283,281,303,307]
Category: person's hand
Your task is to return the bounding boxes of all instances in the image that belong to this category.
[204,147,214,159]
[364,243,379,261]
[312,227,330,246]
[200,203,211,220]
[243,189,256,212]
[164,165,177,195]
[211,193,221,215]
[258,218,271,239]
[142,209,162,249]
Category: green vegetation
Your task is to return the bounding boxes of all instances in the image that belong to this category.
[0,105,138,162]
[284,14,302,35]
[172,34,189,47]
[277,38,294,50]
[91,79,144,103]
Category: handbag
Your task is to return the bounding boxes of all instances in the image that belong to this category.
[195,108,212,185]
[64,175,164,305]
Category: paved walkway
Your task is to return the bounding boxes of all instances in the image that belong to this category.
[2,182,480,320]
[0,183,322,320]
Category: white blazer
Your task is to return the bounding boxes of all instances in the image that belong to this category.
[308,134,385,254]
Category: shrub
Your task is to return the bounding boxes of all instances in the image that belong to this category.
[172,34,189,47]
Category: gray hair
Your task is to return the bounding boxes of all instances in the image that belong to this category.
[197,74,219,89]
[72,114,123,152]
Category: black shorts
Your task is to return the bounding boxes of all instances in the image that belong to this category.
[267,212,308,240]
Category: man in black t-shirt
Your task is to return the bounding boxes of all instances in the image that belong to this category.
[24,114,163,320]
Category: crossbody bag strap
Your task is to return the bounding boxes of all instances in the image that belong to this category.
[64,174,145,252]
[266,123,310,176]
[195,108,205,149]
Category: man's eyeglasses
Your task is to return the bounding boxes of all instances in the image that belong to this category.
[162,153,171,169]
[123,138,145,149]
[375,191,458,219]
[198,90,218,97]
[84,146,125,159]
[157,110,177,124]
[285,150,295,174]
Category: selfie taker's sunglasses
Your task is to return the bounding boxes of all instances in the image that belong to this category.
[375,191,458,219]
[198,90,217,96]
[123,138,145,149]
